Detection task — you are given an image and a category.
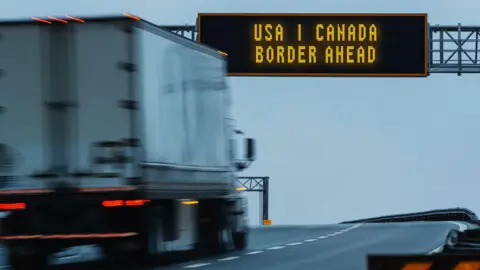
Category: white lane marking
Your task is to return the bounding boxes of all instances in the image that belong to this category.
[182,224,363,268]
[245,250,264,255]
[317,225,360,238]
[184,263,212,268]
[428,221,470,254]
[267,246,285,250]
[286,242,303,246]
[218,256,240,262]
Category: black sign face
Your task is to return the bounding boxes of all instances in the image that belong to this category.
[198,14,428,77]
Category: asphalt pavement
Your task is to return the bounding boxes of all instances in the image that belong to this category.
[0,221,470,270]
[159,221,470,270]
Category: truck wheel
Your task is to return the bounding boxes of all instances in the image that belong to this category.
[195,223,227,254]
[232,231,247,250]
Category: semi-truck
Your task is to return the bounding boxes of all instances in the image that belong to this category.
[0,14,255,269]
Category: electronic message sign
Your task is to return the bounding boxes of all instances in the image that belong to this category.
[197,13,428,77]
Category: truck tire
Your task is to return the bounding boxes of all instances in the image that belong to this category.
[232,231,247,250]
[195,226,223,254]
[196,200,241,255]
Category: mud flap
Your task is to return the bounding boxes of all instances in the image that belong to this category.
[146,206,163,257]
[162,200,177,241]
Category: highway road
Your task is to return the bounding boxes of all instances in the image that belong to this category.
[160,221,470,270]
[0,221,471,269]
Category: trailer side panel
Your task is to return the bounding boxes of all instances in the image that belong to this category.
[135,24,234,198]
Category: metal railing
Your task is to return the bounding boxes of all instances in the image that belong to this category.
[341,207,478,223]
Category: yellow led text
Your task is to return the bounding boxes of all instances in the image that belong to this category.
[253,23,378,65]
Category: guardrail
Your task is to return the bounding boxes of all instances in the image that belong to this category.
[341,208,478,224]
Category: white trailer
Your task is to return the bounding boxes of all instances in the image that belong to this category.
[0,14,255,269]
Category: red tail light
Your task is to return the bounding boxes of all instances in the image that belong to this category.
[125,200,150,206]
[102,200,150,208]
[102,200,124,207]
[0,202,26,210]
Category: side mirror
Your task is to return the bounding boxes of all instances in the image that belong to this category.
[246,138,256,161]
[235,162,247,170]
[0,106,5,114]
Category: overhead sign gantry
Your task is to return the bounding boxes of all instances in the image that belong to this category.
[162,14,480,76]
[162,15,480,226]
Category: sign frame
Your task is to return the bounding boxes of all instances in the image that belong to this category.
[197,13,428,77]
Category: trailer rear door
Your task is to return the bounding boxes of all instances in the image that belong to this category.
[0,17,138,191]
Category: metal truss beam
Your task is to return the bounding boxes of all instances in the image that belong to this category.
[161,25,197,42]
[429,24,480,74]
[163,23,480,75]
[236,176,268,192]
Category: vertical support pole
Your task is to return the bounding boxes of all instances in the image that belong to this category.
[262,177,270,225]
[475,30,478,64]
[458,23,462,75]
[440,28,444,65]
[427,23,432,75]
[258,187,262,226]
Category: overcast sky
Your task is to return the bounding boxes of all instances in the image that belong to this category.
[2,0,480,225]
